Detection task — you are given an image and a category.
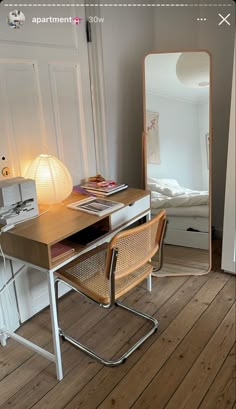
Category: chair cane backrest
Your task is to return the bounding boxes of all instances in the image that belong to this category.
[106,210,166,279]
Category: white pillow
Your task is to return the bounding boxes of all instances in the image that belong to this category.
[156,178,180,187]
[147,178,185,197]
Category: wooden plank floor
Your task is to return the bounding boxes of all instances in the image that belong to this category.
[0,251,235,409]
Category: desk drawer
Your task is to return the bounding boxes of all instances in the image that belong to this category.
[110,195,150,229]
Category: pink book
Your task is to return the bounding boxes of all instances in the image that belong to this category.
[51,242,75,262]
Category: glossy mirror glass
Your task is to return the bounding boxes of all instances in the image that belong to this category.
[143,51,211,276]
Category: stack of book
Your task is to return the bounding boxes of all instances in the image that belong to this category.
[80,180,128,197]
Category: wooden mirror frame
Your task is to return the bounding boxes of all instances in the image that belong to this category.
[142,50,212,277]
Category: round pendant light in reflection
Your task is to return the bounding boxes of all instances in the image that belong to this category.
[176,52,209,88]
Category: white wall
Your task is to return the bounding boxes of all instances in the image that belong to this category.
[100,6,154,187]
[153,2,235,234]
[222,37,235,274]
[100,2,235,233]
[198,2,235,235]
[146,94,204,190]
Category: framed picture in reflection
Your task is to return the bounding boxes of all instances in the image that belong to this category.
[146,111,160,165]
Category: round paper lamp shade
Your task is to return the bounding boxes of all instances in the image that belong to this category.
[25,154,73,204]
[176,52,209,88]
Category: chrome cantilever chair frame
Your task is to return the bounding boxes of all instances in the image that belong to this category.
[54,210,166,366]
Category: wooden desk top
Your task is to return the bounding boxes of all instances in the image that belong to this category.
[1,188,150,246]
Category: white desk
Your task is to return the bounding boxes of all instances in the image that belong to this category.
[0,188,151,380]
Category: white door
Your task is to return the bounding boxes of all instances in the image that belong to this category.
[0,5,97,325]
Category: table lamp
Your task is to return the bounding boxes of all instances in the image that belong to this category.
[25,154,73,204]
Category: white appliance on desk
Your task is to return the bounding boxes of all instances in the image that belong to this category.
[0,177,38,225]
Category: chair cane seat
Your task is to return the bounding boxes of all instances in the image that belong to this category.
[58,247,153,304]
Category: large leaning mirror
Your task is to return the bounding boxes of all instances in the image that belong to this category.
[143,51,212,276]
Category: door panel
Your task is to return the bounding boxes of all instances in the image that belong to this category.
[1,63,44,175]
[49,63,96,183]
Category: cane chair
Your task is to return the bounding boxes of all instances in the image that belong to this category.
[54,210,166,366]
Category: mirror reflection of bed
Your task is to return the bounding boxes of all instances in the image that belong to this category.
[144,51,211,276]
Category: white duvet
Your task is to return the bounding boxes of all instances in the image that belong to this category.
[148,178,209,209]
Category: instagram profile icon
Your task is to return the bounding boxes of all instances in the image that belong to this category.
[8,10,25,29]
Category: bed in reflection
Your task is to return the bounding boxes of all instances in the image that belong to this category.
[148,177,209,250]
[143,51,212,276]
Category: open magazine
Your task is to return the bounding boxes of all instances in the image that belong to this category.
[67,197,124,216]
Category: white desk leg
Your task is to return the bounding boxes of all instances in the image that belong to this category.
[146,211,152,292]
[147,274,152,292]
[0,332,7,347]
[48,271,63,381]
